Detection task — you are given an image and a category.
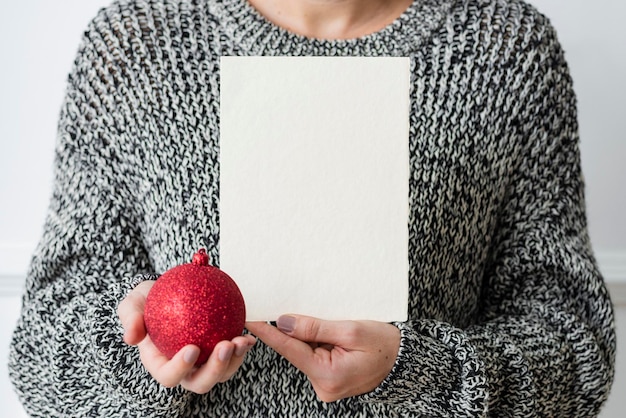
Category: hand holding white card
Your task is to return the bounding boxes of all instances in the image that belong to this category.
[220,56,410,322]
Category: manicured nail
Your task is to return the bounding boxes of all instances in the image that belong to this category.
[277,315,296,333]
[218,345,234,362]
[183,346,200,364]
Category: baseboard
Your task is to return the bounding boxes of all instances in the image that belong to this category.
[596,251,626,283]
[0,275,25,298]
[608,282,626,307]
[597,251,626,306]
[0,242,35,278]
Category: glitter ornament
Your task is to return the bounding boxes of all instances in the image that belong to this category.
[144,248,246,366]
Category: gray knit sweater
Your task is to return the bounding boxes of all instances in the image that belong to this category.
[9,0,616,416]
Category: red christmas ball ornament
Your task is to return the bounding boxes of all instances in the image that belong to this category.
[144,248,246,366]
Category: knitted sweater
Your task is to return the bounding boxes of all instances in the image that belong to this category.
[9,0,616,416]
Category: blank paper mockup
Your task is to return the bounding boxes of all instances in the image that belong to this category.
[220,56,410,322]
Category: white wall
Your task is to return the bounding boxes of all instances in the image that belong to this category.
[1,3,113,415]
[528,0,626,269]
[0,1,112,276]
[0,1,624,417]
[2,2,625,278]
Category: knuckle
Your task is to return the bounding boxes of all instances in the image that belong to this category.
[303,319,320,341]
[182,365,228,393]
[157,375,179,388]
[313,380,344,402]
[181,381,210,394]
[219,369,237,383]
[341,321,363,344]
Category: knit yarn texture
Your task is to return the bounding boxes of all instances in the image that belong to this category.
[9,0,616,417]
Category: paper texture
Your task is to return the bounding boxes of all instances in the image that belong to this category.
[220,56,409,321]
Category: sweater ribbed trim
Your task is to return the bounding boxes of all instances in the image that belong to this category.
[212,0,455,56]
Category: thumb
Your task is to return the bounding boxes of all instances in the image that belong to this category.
[117,281,154,345]
[277,314,354,346]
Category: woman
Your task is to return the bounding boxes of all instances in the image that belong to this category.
[9,0,616,416]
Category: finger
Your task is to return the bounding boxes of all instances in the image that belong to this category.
[181,341,236,393]
[205,336,256,385]
[246,321,317,375]
[219,335,257,382]
[117,281,154,345]
[138,337,200,388]
[276,314,361,347]
[233,334,257,357]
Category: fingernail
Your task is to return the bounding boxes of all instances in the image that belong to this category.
[218,345,234,362]
[277,315,296,333]
[183,346,200,364]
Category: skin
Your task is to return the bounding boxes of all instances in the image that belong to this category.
[119,283,400,398]
[118,0,411,399]
[118,281,256,393]
[246,316,400,402]
[248,0,414,40]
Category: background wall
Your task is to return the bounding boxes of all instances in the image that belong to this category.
[1,1,624,417]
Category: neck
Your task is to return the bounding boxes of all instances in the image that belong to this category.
[247,0,414,40]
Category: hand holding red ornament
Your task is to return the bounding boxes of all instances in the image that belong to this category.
[118,249,255,393]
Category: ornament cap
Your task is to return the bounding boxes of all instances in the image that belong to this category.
[191,248,210,266]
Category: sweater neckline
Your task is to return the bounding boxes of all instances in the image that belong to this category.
[216,0,455,56]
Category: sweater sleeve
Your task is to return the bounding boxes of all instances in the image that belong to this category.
[360,19,616,418]
[8,14,192,418]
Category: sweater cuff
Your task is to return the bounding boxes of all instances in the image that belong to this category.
[359,320,488,417]
[90,273,193,414]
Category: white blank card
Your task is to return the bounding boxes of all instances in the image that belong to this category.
[219,56,409,322]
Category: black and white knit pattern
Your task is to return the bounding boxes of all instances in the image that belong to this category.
[9,0,616,416]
